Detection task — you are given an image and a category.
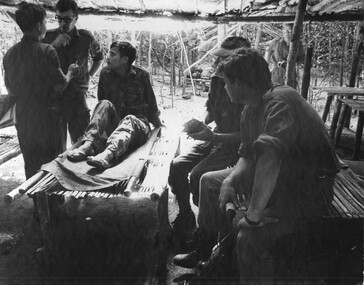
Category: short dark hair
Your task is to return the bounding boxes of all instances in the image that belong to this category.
[55,0,79,15]
[221,36,251,50]
[110,41,136,65]
[217,48,271,88]
[15,2,46,33]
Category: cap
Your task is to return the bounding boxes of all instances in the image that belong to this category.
[210,36,251,57]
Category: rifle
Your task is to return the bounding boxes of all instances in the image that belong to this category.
[180,202,238,285]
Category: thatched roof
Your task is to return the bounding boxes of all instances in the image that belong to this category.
[0,0,363,22]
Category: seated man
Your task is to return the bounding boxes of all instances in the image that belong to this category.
[67,41,162,169]
[174,49,339,284]
[168,37,249,237]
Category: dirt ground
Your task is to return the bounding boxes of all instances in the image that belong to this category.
[0,86,364,284]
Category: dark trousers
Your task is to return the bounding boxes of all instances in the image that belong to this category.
[16,112,63,179]
[168,141,239,213]
[60,88,90,149]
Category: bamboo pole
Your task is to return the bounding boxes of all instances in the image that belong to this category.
[177,31,197,98]
[17,171,47,194]
[285,0,308,89]
[254,23,262,50]
[301,44,314,100]
[0,146,21,166]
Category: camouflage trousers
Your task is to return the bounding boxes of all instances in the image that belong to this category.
[82,100,150,159]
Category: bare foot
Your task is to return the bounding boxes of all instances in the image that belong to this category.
[86,149,115,169]
[67,141,95,161]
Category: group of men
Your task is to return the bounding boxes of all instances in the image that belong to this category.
[4,0,162,180]
[3,1,340,283]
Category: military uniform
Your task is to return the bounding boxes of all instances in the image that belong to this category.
[44,27,104,149]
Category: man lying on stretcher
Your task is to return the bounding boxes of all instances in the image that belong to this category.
[67,41,163,170]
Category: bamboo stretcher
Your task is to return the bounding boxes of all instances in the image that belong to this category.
[4,128,180,282]
[5,128,179,203]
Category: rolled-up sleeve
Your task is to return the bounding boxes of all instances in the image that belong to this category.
[254,100,297,156]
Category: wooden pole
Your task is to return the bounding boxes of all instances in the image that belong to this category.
[344,22,364,127]
[177,31,197,98]
[254,23,262,50]
[285,0,308,89]
[148,32,153,85]
[301,45,314,101]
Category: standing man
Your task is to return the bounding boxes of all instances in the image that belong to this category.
[67,41,162,169]
[3,2,78,179]
[168,37,250,240]
[174,48,339,284]
[44,0,104,149]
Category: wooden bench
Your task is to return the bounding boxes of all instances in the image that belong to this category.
[326,166,364,219]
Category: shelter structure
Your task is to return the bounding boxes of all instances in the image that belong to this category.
[0,0,363,24]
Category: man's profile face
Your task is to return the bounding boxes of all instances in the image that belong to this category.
[56,9,77,33]
[212,56,227,69]
[107,47,127,71]
[39,19,47,40]
[222,73,246,104]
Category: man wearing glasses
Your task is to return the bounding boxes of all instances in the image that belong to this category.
[44,0,104,150]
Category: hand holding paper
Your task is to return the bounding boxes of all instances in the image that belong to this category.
[182,118,214,141]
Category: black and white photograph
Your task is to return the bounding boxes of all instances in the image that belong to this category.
[0,0,363,284]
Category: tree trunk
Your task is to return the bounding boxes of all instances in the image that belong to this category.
[148,32,153,85]
[170,45,175,108]
[182,48,186,96]
[344,22,364,127]
[254,23,262,50]
[285,0,308,89]
[138,34,143,67]
[301,45,314,100]
[340,24,348,86]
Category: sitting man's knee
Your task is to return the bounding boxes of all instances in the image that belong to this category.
[237,228,256,263]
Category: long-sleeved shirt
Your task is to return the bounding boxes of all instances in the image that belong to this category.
[97,66,160,124]
[3,35,67,130]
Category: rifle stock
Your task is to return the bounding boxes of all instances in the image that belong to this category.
[182,202,237,284]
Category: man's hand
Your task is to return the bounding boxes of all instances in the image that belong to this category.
[238,216,278,229]
[51,33,71,48]
[67,63,79,78]
[152,117,166,129]
[219,179,239,213]
[188,123,214,141]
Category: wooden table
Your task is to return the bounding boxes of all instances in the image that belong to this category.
[313,87,364,148]
[337,99,364,160]
[312,86,364,123]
